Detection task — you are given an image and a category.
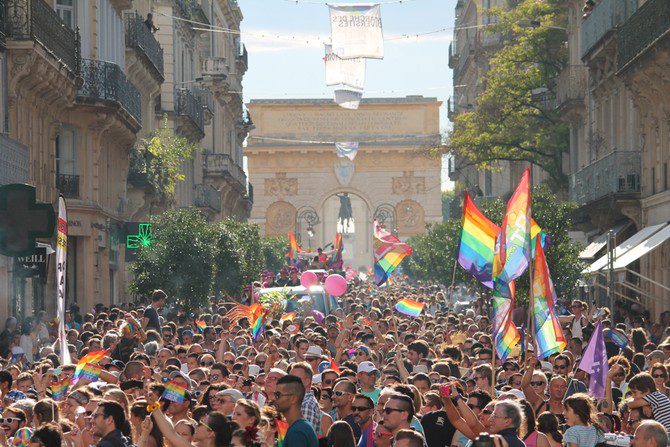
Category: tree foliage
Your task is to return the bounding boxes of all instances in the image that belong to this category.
[446,0,569,188]
[262,236,289,272]
[129,210,270,309]
[405,184,585,302]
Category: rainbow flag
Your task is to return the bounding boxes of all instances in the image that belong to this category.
[394,298,424,318]
[497,168,532,284]
[329,356,341,374]
[75,363,102,382]
[50,378,70,401]
[458,192,501,288]
[275,419,288,447]
[74,349,108,380]
[286,232,304,259]
[280,312,296,323]
[331,232,344,265]
[532,236,566,359]
[373,221,412,286]
[162,381,187,403]
[250,303,267,341]
[492,230,520,362]
[195,319,206,333]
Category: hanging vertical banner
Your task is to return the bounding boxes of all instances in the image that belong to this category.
[335,142,359,160]
[334,89,363,110]
[56,196,71,365]
[328,3,384,59]
[324,44,366,90]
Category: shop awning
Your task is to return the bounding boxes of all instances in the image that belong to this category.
[579,221,631,260]
[612,223,670,270]
[584,223,667,274]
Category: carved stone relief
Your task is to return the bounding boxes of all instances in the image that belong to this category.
[265,201,297,236]
[392,171,425,195]
[264,173,298,197]
[395,199,425,235]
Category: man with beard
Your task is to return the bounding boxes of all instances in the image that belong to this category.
[0,407,26,437]
[273,375,318,447]
[352,394,376,447]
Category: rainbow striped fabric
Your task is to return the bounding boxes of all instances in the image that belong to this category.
[497,167,532,284]
[250,303,267,341]
[373,221,412,286]
[162,381,187,403]
[491,279,521,362]
[74,349,108,381]
[275,419,288,447]
[395,298,424,318]
[532,236,566,359]
[458,192,501,288]
[76,363,102,382]
[50,378,70,401]
[331,232,344,265]
[286,232,304,260]
[195,319,206,333]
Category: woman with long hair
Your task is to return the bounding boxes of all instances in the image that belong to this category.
[232,399,261,431]
[651,364,670,398]
[327,421,356,447]
[537,412,563,447]
[518,399,551,447]
[148,407,235,447]
[563,394,604,447]
[130,401,163,447]
[631,328,648,354]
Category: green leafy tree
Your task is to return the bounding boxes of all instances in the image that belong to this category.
[446,0,569,188]
[129,209,215,310]
[262,236,289,272]
[211,220,264,296]
[405,184,584,302]
[130,115,200,202]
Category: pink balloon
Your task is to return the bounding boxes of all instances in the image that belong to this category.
[300,271,319,288]
[324,274,347,296]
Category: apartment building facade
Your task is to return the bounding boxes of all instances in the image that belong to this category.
[0,0,250,320]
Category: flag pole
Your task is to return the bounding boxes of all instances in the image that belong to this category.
[528,165,536,355]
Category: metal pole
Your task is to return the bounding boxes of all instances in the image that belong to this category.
[606,230,615,312]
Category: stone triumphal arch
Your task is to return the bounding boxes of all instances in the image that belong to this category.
[246,97,442,270]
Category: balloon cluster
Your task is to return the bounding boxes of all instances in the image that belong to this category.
[299,271,347,297]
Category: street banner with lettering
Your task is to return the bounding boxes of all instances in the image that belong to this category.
[334,89,363,110]
[56,196,71,365]
[329,4,384,59]
[324,44,366,90]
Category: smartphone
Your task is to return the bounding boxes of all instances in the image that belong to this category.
[440,384,451,398]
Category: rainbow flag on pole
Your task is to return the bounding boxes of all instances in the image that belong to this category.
[395,298,424,318]
[50,378,70,401]
[286,232,304,260]
[195,319,207,333]
[162,381,187,403]
[275,419,288,447]
[73,349,108,380]
[497,167,532,284]
[250,303,267,341]
[373,221,412,286]
[532,236,566,359]
[458,192,501,288]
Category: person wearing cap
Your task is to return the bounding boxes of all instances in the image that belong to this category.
[216,388,244,418]
[357,361,381,404]
[304,345,324,375]
[166,389,193,423]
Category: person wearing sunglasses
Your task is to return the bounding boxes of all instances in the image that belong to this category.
[651,365,670,399]
[90,400,134,447]
[350,394,375,447]
[272,375,319,447]
[331,379,362,441]
[382,394,413,438]
[0,406,26,437]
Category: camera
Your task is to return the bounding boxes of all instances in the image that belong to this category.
[473,433,495,447]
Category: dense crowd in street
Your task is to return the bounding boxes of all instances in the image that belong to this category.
[0,275,669,447]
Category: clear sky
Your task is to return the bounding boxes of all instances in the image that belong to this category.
[238,0,455,135]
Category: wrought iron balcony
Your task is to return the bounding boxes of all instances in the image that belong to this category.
[125,12,164,81]
[454,36,475,77]
[175,88,204,135]
[237,43,248,71]
[556,65,588,110]
[194,184,221,213]
[569,150,641,206]
[618,0,670,71]
[56,173,79,199]
[580,0,636,58]
[204,153,233,177]
[5,0,81,76]
[193,87,214,114]
[201,57,229,78]
[78,59,142,126]
[448,42,458,69]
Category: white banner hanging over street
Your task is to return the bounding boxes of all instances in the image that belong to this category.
[335,142,360,160]
[56,196,71,365]
[334,89,363,110]
[325,44,366,90]
[328,3,384,59]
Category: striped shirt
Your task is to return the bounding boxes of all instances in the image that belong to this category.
[643,391,670,434]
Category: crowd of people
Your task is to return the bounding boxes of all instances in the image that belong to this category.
[0,276,669,447]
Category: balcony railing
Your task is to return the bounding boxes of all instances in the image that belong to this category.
[580,0,636,58]
[569,150,641,205]
[237,43,248,71]
[454,34,476,77]
[201,57,229,78]
[556,65,588,110]
[194,184,221,213]
[78,59,142,125]
[193,87,214,113]
[618,0,670,71]
[125,12,164,81]
[447,96,456,120]
[204,153,233,177]
[448,41,458,69]
[56,173,79,199]
[6,0,81,75]
[175,88,204,135]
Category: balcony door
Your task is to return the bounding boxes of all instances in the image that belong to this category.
[56,127,77,176]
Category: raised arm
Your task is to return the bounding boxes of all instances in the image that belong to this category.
[150,409,192,447]
[521,355,543,409]
[442,394,478,440]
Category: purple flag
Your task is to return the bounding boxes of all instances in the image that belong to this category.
[578,321,609,399]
